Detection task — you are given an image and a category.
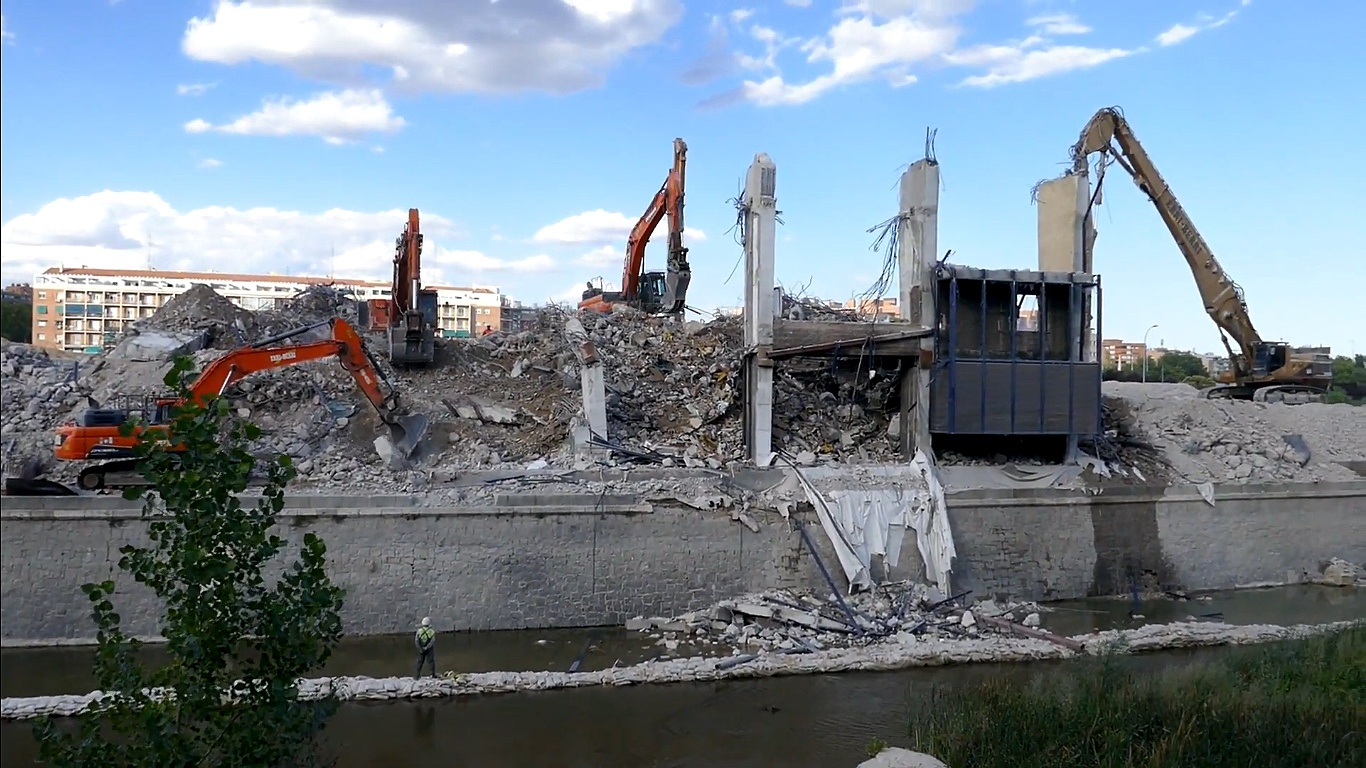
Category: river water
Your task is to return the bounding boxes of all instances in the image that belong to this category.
[2,585,1361,767]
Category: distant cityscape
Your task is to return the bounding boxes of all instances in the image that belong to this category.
[6,267,526,354]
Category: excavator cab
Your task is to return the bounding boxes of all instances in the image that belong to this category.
[637,271,668,315]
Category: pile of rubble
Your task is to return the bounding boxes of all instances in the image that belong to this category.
[433,305,907,469]
[623,586,1047,656]
[0,341,89,475]
[1100,381,1365,484]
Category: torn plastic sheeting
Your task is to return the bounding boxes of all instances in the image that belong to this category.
[787,464,871,593]
[911,449,956,598]
[823,489,914,593]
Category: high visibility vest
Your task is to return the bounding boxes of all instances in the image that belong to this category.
[417,627,435,647]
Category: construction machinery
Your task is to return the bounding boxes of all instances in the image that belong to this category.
[580,138,692,316]
[1071,107,1333,402]
[54,317,431,490]
[365,209,438,366]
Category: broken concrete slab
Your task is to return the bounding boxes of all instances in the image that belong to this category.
[111,330,208,363]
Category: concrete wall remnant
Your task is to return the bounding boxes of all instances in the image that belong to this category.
[742,153,777,466]
[3,481,1361,644]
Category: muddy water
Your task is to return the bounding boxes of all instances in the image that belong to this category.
[2,586,1361,767]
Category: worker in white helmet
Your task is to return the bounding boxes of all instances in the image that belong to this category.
[414,617,437,678]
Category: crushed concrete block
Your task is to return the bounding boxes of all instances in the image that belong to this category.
[112,331,207,362]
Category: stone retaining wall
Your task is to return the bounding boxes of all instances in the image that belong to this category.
[3,481,1362,644]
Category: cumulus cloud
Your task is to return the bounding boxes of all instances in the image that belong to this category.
[181,0,682,95]
[184,89,405,144]
[716,0,1238,105]
[0,191,550,287]
[2,14,13,43]
[532,209,706,246]
[577,244,620,267]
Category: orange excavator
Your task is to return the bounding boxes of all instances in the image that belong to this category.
[580,138,691,316]
[53,317,431,491]
[363,209,438,366]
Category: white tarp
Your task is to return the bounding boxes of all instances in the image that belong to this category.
[789,454,956,596]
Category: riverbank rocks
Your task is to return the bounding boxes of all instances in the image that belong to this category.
[6,619,1356,721]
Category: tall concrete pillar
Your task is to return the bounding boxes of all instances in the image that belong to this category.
[1037,173,1097,362]
[897,158,939,458]
[742,153,777,466]
[564,317,607,458]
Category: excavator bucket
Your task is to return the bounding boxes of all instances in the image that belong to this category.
[388,412,430,458]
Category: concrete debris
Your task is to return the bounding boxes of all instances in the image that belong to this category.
[1099,381,1365,485]
[857,749,948,768]
[5,619,1357,721]
[1312,558,1361,588]
[622,586,1046,655]
[5,283,1362,495]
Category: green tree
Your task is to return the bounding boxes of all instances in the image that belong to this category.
[1152,351,1209,382]
[33,356,347,768]
[0,298,32,343]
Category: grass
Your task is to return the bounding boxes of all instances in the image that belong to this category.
[908,625,1365,768]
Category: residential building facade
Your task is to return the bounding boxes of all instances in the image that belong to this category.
[30,267,504,353]
[1101,339,1148,369]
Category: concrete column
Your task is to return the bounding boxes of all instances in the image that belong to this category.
[742,153,777,466]
[564,318,607,458]
[897,159,939,458]
[1037,173,1097,363]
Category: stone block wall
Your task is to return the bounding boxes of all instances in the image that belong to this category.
[3,482,1362,644]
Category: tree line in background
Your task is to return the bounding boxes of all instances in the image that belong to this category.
[0,295,31,343]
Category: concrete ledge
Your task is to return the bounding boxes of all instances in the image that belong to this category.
[0,504,655,521]
[946,480,1366,507]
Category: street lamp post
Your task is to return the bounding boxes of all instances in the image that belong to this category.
[1142,324,1159,383]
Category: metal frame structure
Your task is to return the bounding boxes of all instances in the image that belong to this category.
[931,265,1102,436]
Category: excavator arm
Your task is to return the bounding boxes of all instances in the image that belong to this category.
[55,317,430,490]
[1071,108,1261,377]
[583,138,690,315]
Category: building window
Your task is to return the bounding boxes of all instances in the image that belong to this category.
[37,320,47,327]
[37,333,46,341]
[36,306,48,314]
[37,291,47,300]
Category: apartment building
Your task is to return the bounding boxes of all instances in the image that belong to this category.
[1101,339,1148,369]
[844,296,899,320]
[30,267,504,353]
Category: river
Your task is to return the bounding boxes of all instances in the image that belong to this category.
[2,585,1361,767]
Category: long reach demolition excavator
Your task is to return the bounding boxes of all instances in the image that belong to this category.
[580,138,692,316]
[1071,107,1333,402]
[53,317,431,490]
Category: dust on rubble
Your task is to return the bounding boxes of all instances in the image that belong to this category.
[1097,381,1365,484]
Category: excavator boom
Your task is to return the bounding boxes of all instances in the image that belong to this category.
[54,317,430,490]
[1072,108,1260,368]
[1071,107,1331,400]
[581,138,690,315]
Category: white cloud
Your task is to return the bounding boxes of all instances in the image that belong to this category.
[1026,13,1090,36]
[954,44,1131,88]
[184,89,405,144]
[730,9,754,25]
[533,209,706,246]
[720,0,1232,105]
[1156,5,1244,46]
[1155,23,1198,47]
[578,244,620,267]
[198,158,223,169]
[181,0,682,96]
[2,14,14,43]
[0,191,550,287]
[176,82,214,96]
[783,0,811,6]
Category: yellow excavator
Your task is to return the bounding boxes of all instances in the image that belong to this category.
[1071,107,1333,402]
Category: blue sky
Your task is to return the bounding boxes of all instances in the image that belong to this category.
[1,0,1362,356]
